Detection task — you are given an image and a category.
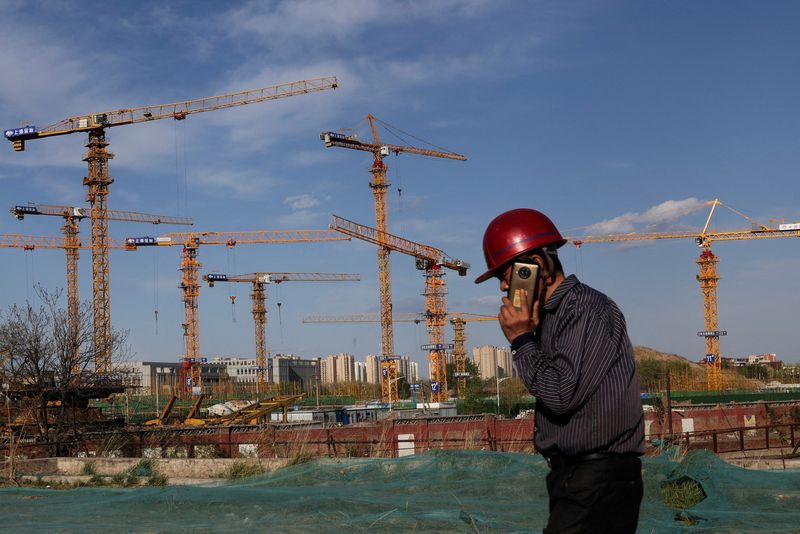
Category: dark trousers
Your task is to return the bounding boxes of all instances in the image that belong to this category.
[544,454,643,534]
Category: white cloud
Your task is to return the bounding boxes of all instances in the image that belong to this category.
[0,27,89,117]
[276,209,325,228]
[225,0,493,43]
[199,60,363,153]
[286,150,340,167]
[284,194,320,211]
[391,216,472,248]
[190,168,277,200]
[586,198,708,235]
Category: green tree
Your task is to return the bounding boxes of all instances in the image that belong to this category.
[448,361,489,414]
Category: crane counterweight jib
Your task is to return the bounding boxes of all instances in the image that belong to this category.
[320,131,467,161]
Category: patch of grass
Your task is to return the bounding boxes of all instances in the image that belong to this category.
[79,462,97,476]
[147,472,168,486]
[130,459,153,477]
[661,477,706,510]
[288,451,315,466]
[223,461,266,480]
[110,471,140,487]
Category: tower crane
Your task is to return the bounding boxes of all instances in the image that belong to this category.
[203,272,360,396]
[10,204,192,371]
[330,214,469,403]
[450,314,496,397]
[568,199,800,390]
[320,115,465,402]
[302,311,494,399]
[124,229,349,396]
[5,76,338,370]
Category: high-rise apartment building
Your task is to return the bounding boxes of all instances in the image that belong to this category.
[472,345,515,380]
[410,361,419,383]
[335,352,355,382]
[365,354,380,385]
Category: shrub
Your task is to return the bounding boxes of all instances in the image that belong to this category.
[223,461,266,480]
[661,477,706,510]
[130,459,153,477]
[79,462,97,476]
[288,451,314,466]
[147,472,168,486]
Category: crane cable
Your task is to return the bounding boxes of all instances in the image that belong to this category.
[373,116,456,154]
[25,249,34,302]
[227,247,237,323]
[173,119,189,216]
[153,250,159,335]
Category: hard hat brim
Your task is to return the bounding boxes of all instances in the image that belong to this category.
[474,268,496,284]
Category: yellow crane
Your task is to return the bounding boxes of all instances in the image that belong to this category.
[5,76,338,370]
[329,214,469,403]
[203,271,360,396]
[568,199,800,390]
[320,115,465,401]
[10,204,192,371]
[450,314,496,397]
[124,230,349,397]
[302,311,494,399]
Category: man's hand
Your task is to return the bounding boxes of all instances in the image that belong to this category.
[499,289,539,343]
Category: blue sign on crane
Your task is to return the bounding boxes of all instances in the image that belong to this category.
[4,126,37,139]
[126,237,157,246]
[14,205,39,215]
[421,343,454,351]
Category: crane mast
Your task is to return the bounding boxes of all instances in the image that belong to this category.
[125,230,349,397]
[204,272,360,396]
[10,204,192,371]
[450,315,496,397]
[321,115,465,404]
[569,200,800,390]
[330,214,468,403]
[6,76,337,373]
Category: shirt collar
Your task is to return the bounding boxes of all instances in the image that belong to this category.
[543,274,580,311]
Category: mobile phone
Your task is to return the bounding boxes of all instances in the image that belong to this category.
[507,262,539,312]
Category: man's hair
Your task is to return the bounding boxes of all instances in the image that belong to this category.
[517,247,564,276]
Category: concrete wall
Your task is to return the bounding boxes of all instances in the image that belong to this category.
[12,457,289,479]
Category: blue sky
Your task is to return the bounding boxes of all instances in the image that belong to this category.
[1,0,799,371]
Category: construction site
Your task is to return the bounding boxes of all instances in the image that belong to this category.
[2,2,800,532]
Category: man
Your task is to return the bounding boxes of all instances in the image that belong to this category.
[475,208,645,533]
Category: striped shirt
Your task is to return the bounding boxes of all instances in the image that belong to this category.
[511,274,644,456]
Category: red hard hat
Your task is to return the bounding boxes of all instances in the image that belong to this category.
[475,208,566,284]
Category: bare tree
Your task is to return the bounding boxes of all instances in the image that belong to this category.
[0,286,130,444]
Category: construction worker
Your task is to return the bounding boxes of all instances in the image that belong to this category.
[475,208,644,533]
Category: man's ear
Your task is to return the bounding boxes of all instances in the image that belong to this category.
[531,255,546,275]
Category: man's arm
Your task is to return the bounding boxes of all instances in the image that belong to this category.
[511,305,620,416]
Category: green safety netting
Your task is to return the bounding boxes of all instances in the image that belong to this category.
[1,449,799,533]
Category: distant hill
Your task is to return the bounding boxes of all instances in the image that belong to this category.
[634,346,701,368]
[633,346,762,391]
